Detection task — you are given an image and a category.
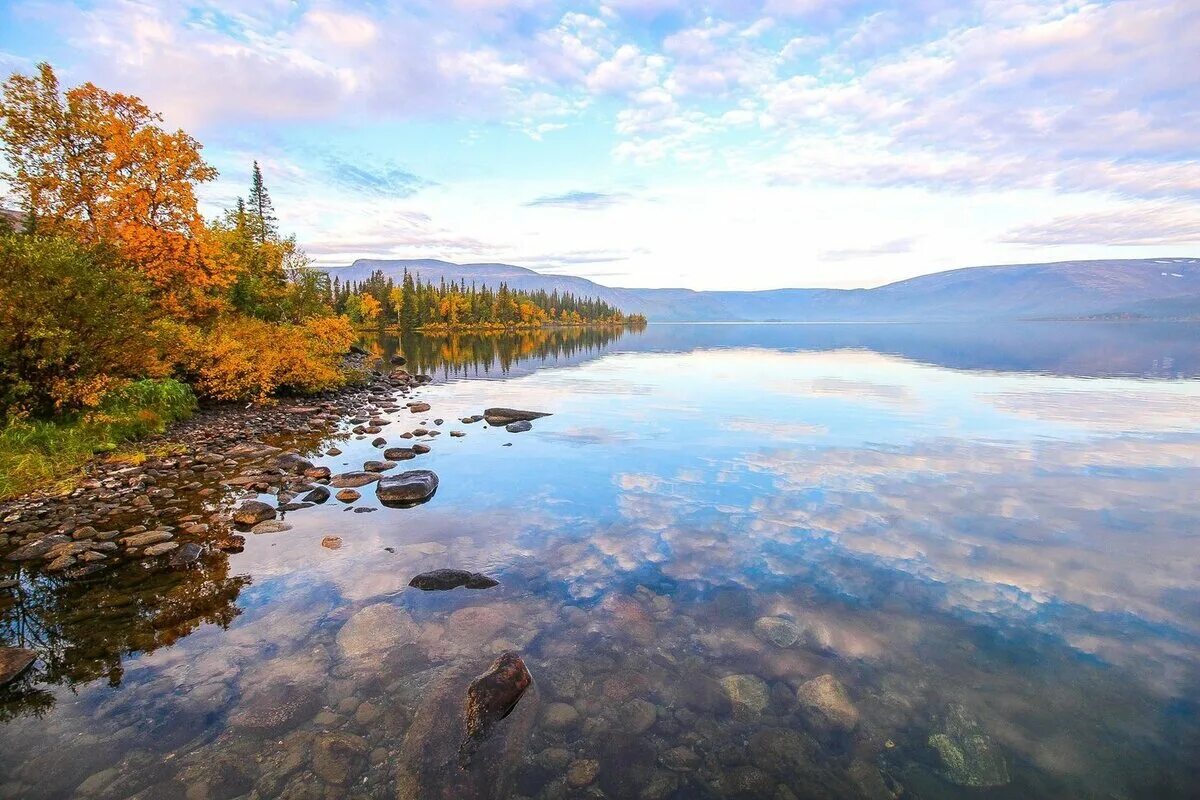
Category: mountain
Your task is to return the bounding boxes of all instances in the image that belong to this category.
[320,257,1200,322]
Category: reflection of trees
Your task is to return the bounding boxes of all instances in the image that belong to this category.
[0,550,249,719]
[366,325,639,379]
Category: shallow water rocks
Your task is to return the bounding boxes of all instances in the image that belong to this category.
[463,651,533,761]
[6,534,71,561]
[483,408,551,426]
[0,647,36,687]
[275,452,314,474]
[721,674,770,717]
[363,460,396,473]
[321,536,342,550]
[384,447,416,461]
[230,683,321,734]
[409,402,431,413]
[329,471,381,489]
[377,470,439,508]
[542,702,580,731]
[411,443,431,455]
[796,674,859,730]
[232,500,275,526]
[754,616,802,648]
[168,542,203,566]
[144,541,179,556]
[505,420,532,433]
[302,485,330,504]
[335,489,361,503]
[618,698,657,734]
[929,704,1010,787]
[250,520,292,534]
[336,602,418,662]
[566,759,600,788]
[122,530,172,548]
[312,731,368,786]
[409,569,499,591]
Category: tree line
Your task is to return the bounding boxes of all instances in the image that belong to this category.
[330,269,646,330]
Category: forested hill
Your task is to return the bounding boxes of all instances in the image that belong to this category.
[321,257,1200,322]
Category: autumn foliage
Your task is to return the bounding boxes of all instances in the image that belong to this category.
[0,63,353,413]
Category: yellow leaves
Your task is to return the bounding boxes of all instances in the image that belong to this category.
[359,294,382,323]
[156,315,355,402]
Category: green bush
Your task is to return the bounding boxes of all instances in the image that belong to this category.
[0,379,195,499]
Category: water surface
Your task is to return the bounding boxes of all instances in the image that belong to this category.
[2,323,1198,799]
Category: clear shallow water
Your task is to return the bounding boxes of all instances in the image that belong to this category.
[2,322,1199,799]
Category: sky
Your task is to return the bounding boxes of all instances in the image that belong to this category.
[0,0,1197,290]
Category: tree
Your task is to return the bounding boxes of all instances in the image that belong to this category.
[246,160,277,246]
[0,63,231,319]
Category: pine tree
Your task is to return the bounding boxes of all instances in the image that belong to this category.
[247,161,278,245]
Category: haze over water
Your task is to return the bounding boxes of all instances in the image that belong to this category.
[2,322,1198,799]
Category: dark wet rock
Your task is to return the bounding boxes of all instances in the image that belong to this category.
[724,765,775,799]
[0,579,17,591]
[462,651,533,762]
[349,344,368,355]
[335,489,361,503]
[303,465,331,480]
[505,420,533,433]
[312,731,368,786]
[483,408,551,426]
[326,447,343,456]
[6,534,71,561]
[214,534,245,553]
[232,500,275,526]
[409,402,431,413]
[46,554,77,572]
[411,443,431,455]
[384,447,416,461]
[63,563,108,580]
[928,704,1010,787]
[409,569,499,591]
[363,460,396,473]
[660,746,700,772]
[371,437,387,447]
[275,452,314,474]
[0,647,36,686]
[461,415,484,424]
[169,542,204,566]
[391,355,407,366]
[329,471,381,489]
[352,506,376,513]
[144,541,179,556]
[377,470,439,508]
[302,485,330,504]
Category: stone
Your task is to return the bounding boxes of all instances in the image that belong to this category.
[304,466,332,480]
[450,431,465,438]
[376,470,439,508]
[5,534,70,561]
[409,569,499,591]
[302,485,331,504]
[566,759,600,788]
[542,702,580,731]
[753,616,802,648]
[384,447,416,461]
[335,489,361,503]
[0,647,36,687]
[169,543,204,566]
[232,500,275,526]
[483,408,552,426]
[329,471,381,489]
[371,437,387,448]
[46,554,77,572]
[230,683,321,734]
[721,674,769,717]
[363,460,396,473]
[251,521,292,534]
[144,541,179,556]
[411,443,431,455]
[463,651,533,761]
[619,698,657,734]
[724,765,775,798]
[312,732,368,786]
[409,402,431,413]
[505,420,532,433]
[336,602,419,662]
[796,674,859,730]
[321,536,342,550]
[660,746,700,772]
[928,705,1009,787]
[122,531,173,547]
[275,452,314,474]
[214,535,245,553]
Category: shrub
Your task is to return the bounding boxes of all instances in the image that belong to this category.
[158,315,356,401]
[0,378,195,499]
[0,233,155,416]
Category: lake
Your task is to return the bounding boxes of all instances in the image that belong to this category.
[2,322,1198,799]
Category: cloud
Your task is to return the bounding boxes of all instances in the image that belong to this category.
[524,190,628,209]
[819,236,915,261]
[1001,204,1200,247]
[322,156,433,199]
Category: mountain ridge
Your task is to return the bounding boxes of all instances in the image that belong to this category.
[319,257,1200,322]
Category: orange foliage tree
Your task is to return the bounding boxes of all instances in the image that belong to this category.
[0,63,232,319]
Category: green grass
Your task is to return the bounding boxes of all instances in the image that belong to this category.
[0,379,196,500]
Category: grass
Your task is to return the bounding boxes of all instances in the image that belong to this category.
[0,379,196,501]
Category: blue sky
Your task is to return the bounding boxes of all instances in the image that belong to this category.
[1,0,1197,289]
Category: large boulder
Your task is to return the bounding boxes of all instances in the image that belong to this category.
[483,408,552,426]
[377,470,439,508]
[462,652,533,761]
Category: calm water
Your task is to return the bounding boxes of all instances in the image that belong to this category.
[2,323,1199,799]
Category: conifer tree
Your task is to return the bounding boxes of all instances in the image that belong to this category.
[247,161,278,245]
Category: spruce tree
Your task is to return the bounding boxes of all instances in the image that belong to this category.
[248,161,278,245]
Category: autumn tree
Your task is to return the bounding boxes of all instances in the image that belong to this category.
[0,63,231,319]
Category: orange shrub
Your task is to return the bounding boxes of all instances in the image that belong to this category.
[157,315,355,401]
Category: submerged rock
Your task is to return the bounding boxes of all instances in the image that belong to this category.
[232,500,275,526]
[409,569,499,591]
[275,452,314,474]
[505,420,532,433]
[484,408,551,426]
[462,651,533,762]
[0,647,36,687]
[169,542,204,567]
[753,616,802,648]
[321,536,342,550]
[796,674,859,730]
[5,534,71,561]
[928,704,1010,787]
[336,602,418,662]
[721,674,769,718]
[377,470,439,508]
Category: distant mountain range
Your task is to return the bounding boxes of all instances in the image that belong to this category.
[320,257,1200,322]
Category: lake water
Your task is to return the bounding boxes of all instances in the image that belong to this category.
[2,323,1198,799]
